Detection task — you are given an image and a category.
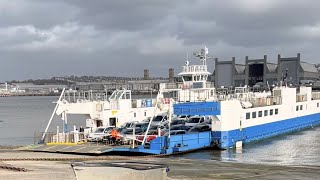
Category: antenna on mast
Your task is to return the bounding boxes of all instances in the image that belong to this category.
[193,46,208,65]
[185,52,190,66]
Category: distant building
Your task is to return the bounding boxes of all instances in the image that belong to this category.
[212,53,320,88]
[144,69,150,80]
[74,68,175,92]
[74,79,169,92]
[11,83,67,92]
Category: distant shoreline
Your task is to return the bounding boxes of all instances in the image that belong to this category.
[0,93,60,97]
[0,91,157,97]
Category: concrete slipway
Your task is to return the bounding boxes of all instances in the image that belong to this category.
[0,149,320,180]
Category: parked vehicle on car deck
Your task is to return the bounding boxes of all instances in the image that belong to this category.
[185,116,206,127]
[164,130,187,136]
[170,124,190,131]
[87,126,114,141]
[170,119,186,126]
[188,124,211,133]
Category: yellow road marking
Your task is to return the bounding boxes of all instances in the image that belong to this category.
[71,146,88,152]
[56,146,74,151]
[88,147,104,153]
[47,142,77,146]
[42,145,58,151]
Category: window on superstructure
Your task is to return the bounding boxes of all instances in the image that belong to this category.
[317,103,319,108]
[183,76,192,81]
[275,109,278,115]
[258,111,262,117]
[134,113,136,118]
[296,106,299,111]
[246,113,250,119]
[264,110,268,116]
[144,112,147,116]
[252,112,256,118]
[270,109,274,115]
[300,105,303,110]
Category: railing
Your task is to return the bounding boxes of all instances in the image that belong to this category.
[312,92,320,100]
[249,96,282,107]
[296,94,307,102]
[64,90,108,103]
[35,132,89,144]
[182,65,208,73]
[163,82,214,90]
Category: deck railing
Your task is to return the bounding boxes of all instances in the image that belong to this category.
[312,92,320,100]
[182,65,208,73]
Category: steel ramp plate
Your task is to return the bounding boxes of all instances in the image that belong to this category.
[22,144,126,154]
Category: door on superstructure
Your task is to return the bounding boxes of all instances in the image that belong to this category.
[96,120,103,127]
[109,118,117,127]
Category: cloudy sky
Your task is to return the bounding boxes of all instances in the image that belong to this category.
[0,0,320,81]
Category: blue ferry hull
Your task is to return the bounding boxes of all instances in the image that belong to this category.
[213,113,320,149]
[102,114,320,155]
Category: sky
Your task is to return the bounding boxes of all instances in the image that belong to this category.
[1,0,320,81]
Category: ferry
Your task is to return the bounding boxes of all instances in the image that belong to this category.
[39,47,320,154]
[167,47,320,149]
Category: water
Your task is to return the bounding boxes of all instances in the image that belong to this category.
[179,126,320,166]
[0,96,320,166]
[0,96,85,146]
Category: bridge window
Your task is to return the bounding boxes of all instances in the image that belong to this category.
[270,109,274,115]
[258,111,262,117]
[246,112,250,119]
[252,112,257,118]
[275,108,278,115]
[264,110,268,116]
[183,76,192,81]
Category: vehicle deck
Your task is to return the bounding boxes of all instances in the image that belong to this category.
[20,143,132,155]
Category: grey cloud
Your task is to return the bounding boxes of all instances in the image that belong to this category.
[0,0,320,81]
[0,1,79,28]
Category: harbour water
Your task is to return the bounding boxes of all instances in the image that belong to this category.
[0,96,319,166]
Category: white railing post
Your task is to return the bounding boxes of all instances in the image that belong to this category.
[142,90,162,145]
[133,128,136,147]
[40,88,66,142]
[56,126,59,143]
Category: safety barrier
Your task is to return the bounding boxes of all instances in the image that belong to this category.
[174,102,221,116]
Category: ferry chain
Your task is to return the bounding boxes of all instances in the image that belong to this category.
[0,154,167,162]
[0,146,24,150]
[0,162,28,172]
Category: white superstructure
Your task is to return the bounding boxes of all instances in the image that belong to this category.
[52,46,216,131]
[55,89,168,130]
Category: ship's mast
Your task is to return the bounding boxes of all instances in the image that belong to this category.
[178,46,212,86]
[193,46,208,65]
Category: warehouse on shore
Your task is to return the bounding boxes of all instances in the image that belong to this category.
[212,53,320,88]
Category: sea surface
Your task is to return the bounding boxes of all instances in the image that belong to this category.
[0,96,319,166]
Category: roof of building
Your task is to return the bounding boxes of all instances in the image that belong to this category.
[235,64,245,74]
[300,62,318,73]
[266,63,278,73]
